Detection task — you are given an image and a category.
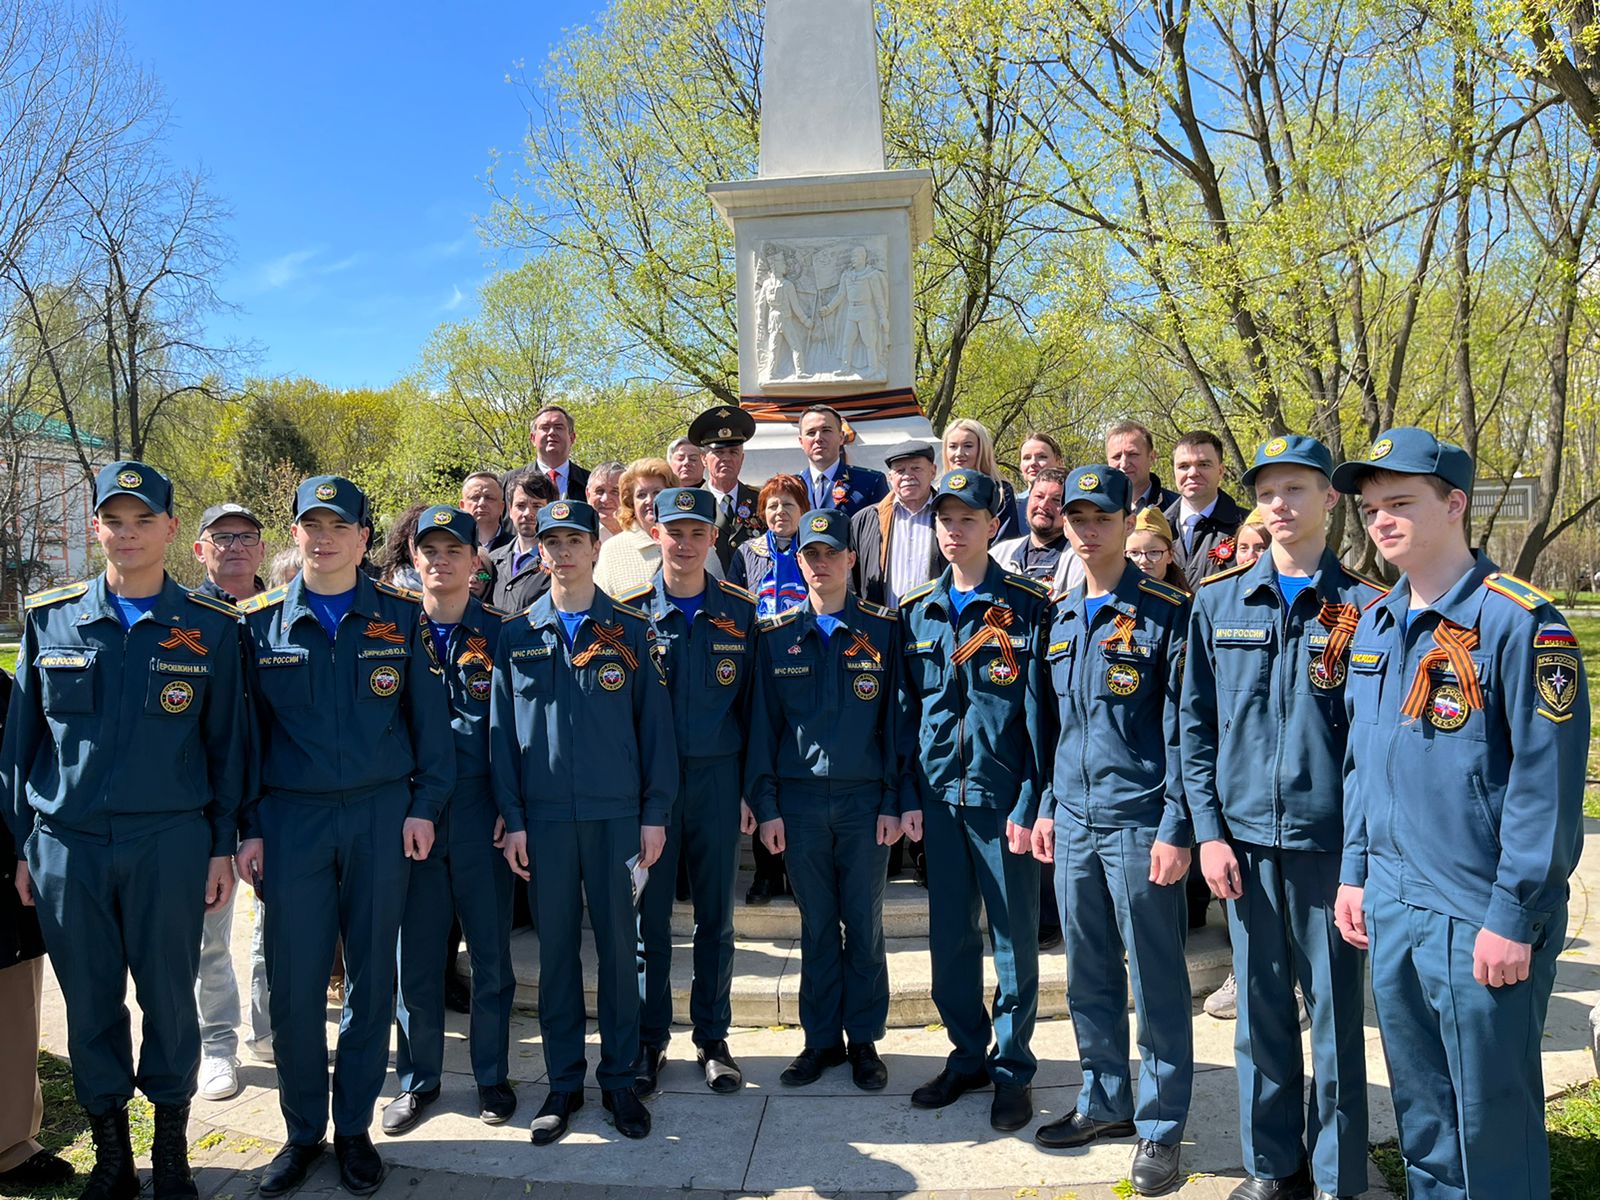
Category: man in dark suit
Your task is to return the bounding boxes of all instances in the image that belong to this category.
[1163,430,1247,590]
[690,406,763,574]
[516,405,590,501]
[796,405,888,519]
[849,440,941,608]
[487,472,555,612]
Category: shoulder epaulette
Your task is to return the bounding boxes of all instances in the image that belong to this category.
[1003,572,1051,600]
[856,598,899,621]
[1137,576,1188,606]
[1198,562,1252,587]
[613,584,654,607]
[184,589,240,618]
[374,579,422,603]
[898,580,938,607]
[24,580,89,610]
[758,607,803,632]
[716,579,757,604]
[1344,568,1389,595]
[237,586,288,614]
[480,603,508,619]
[1483,572,1551,611]
[500,605,532,623]
[611,602,650,622]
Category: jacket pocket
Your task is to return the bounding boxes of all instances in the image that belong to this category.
[145,669,208,718]
[37,648,96,715]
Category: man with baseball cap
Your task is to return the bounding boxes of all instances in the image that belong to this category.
[2,460,248,1200]
[615,487,757,1097]
[1181,436,1384,1200]
[1333,429,1589,1200]
[235,475,454,1197]
[384,507,518,1136]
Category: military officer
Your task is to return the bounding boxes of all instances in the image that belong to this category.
[492,500,677,1145]
[1181,436,1382,1200]
[384,507,517,1136]
[234,475,455,1198]
[897,470,1051,1134]
[1030,466,1192,1196]
[616,487,756,1096]
[689,405,764,573]
[1333,429,1590,1200]
[746,508,910,1090]
[2,461,247,1200]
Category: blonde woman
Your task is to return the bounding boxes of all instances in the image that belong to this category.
[1235,506,1272,568]
[594,458,724,596]
[942,418,1018,540]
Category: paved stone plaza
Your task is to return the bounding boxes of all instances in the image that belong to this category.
[32,820,1599,1199]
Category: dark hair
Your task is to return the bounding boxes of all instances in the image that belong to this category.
[507,469,558,505]
[799,404,844,431]
[1173,430,1224,459]
[532,404,575,435]
[1033,466,1069,490]
[460,471,502,494]
[1020,431,1063,459]
[378,503,429,577]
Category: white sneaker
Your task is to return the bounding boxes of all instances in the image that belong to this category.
[197,1055,241,1101]
[1204,972,1238,1020]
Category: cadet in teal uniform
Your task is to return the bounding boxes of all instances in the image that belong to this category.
[1032,466,1192,1197]
[1333,429,1590,1200]
[384,506,517,1135]
[616,488,755,1097]
[1,461,246,1200]
[235,476,455,1198]
[1181,436,1383,1200]
[746,508,910,1090]
[897,470,1051,1134]
[492,500,677,1145]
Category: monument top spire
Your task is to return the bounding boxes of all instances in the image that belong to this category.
[759,0,885,179]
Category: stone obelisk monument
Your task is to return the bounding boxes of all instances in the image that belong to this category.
[708,0,936,478]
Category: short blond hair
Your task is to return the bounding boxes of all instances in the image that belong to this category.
[617,457,675,531]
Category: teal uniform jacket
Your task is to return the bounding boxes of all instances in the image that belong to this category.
[489,590,677,831]
[1182,549,1387,851]
[1342,555,1590,944]
[896,562,1053,826]
[613,574,755,762]
[745,594,913,822]
[237,573,454,834]
[1040,563,1191,843]
[432,596,504,782]
[2,575,247,855]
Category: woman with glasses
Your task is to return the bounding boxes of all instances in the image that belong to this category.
[1123,508,1191,595]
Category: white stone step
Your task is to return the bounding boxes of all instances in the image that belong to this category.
[671,873,932,939]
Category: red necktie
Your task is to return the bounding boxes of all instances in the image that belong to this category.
[548,469,560,496]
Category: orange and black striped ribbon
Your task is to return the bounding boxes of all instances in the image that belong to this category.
[1100,611,1137,655]
[1400,621,1482,721]
[1316,601,1360,678]
[844,629,880,663]
[364,620,406,644]
[951,607,1017,676]
[159,628,208,655]
[458,635,492,669]
[709,615,744,638]
[740,387,924,424]
[572,622,638,670]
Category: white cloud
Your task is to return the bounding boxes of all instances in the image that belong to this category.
[442,285,466,312]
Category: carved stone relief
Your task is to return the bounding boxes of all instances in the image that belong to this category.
[754,236,890,385]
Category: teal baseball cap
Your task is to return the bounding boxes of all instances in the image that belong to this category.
[655,488,716,525]
[294,475,367,523]
[413,505,477,547]
[94,461,173,515]
[1063,464,1130,513]
[536,498,599,537]
[796,508,850,551]
[1240,434,1335,488]
[1331,428,1475,496]
[933,470,999,513]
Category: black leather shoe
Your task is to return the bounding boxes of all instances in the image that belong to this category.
[530,1090,583,1146]
[258,1142,324,1198]
[1035,1111,1137,1148]
[697,1039,742,1093]
[779,1043,846,1086]
[478,1082,517,1125]
[1228,1172,1314,1200]
[990,1083,1032,1132]
[910,1065,990,1109]
[602,1087,651,1139]
[1038,927,1063,952]
[1130,1138,1181,1195]
[745,876,778,905]
[80,1108,138,1200]
[847,1042,888,1091]
[635,1042,668,1096]
[380,1087,439,1136]
[333,1134,383,1196]
[0,1149,74,1188]
[151,1104,197,1200]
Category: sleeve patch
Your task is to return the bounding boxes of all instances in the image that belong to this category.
[1535,652,1581,720]
[1534,622,1580,648]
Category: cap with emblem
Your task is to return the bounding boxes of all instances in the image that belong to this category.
[294,475,367,524]
[687,405,756,449]
[654,487,716,525]
[932,469,999,514]
[1063,464,1130,514]
[536,498,599,537]
[1240,434,1335,488]
[413,505,477,547]
[884,440,937,467]
[197,502,261,536]
[94,461,174,515]
[796,508,850,551]
[1330,427,1475,496]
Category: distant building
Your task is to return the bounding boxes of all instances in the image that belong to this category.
[0,414,106,626]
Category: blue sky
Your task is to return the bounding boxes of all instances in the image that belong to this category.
[121,2,601,389]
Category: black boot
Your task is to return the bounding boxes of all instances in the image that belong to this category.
[79,1107,138,1200]
[151,1104,198,1200]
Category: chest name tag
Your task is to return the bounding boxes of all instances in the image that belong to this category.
[773,665,811,678]
[511,646,552,661]
[1349,650,1385,672]
[908,639,934,653]
[711,642,746,654]
[257,653,307,668]
[1305,632,1331,649]
[358,646,408,659]
[154,659,210,676]
[1215,627,1270,645]
[845,658,883,673]
[38,652,90,669]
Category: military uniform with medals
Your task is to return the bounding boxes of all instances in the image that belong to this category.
[688,406,765,572]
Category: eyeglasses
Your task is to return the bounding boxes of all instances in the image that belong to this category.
[206,532,262,549]
[1126,548,1169,563]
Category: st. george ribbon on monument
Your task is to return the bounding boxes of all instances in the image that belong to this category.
[707,0,938,477]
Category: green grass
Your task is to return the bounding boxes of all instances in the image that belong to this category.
[0,647,16,676]
[1570,617,1600,819]
[15,1052,154,1200]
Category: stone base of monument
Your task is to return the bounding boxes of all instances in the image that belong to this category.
[504,874,1232,1026]
[741,410,937,479]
